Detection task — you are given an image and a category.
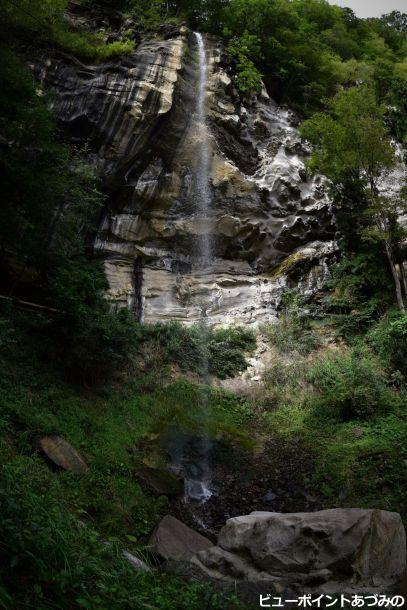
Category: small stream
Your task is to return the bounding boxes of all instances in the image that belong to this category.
[169,32,214,506]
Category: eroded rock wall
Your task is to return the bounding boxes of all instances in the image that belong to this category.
[38,28,337,326]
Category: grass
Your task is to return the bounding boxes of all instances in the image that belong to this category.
[53,28,135,61]
[0,303,405,605]
[260,333,407,521]
[0,310,254,607]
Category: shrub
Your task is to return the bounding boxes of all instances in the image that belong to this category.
[307,347,400,421]
[208,326,256,378]
[140,323,255,379]
[368,311,407,378]
[0,456,134,608]
[319,251,394,335]
[226,35,263,94]
[2,0,134,62]
[265,318,321,356]
[264,291,321,356]
[50,259,140,384]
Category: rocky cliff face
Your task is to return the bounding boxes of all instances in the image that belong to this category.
[38,27,336,326]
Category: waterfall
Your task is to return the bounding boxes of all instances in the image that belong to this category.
[167,33,213,506]
[193,32,212,269]
[184,32,213,503]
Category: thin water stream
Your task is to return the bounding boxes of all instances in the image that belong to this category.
[194,32,212,269]
[167,32,214,506]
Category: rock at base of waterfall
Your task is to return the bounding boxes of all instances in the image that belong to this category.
[149,515,213,561]
[39,435,89,474]
[135,465,184,497]
[400,568,407,598]
[123,550,151,572]
[191,509,406,594]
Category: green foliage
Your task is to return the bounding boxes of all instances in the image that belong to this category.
[141,322,255,379]
[0,49,102,280]
[319,250,394,334]
[263,291,322,355]
[0,315,249,608]
[368,311,407,377]
[215,1,406,113]
[0,49,143,385]
[0,458,237,609]
[301,84,394,184]
[226,35,263,93]
[207,326,256,378]
[0,456,132,608]
[4,0,405,117]
[146,379,255,447]
[381,10,407,34]
[1,0,134,60]
[307,346,401,421]
[262,328,407,519]
[302,85,406,313]
[125,0,184,30]
[49,260,140,384]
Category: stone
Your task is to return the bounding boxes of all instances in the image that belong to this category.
[123,550,151,572]
[192,509,406,594]
[135,465,183,497]
[149,515,213,561]
[400,568,407,598]
[39,435,89,474]
[263,490,278,503]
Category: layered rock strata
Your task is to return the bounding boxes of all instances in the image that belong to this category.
[38,28,336,326]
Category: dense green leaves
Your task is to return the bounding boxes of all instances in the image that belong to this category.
[0,49,142,384]
[308,346,401,421]
[138,322,256,379]
[0,457,237,609]
[216,1,407,110]
[301,85,406,312]
[301,85,394,184]
[0,49,102,286]
[368,311,407,377]
[1,0,134,59]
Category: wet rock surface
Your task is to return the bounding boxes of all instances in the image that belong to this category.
[170,436,322,536]
[149,514,213,561]
[135,464,184,497]
[34,29,337,326]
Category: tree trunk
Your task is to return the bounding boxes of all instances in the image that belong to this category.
[400,262,407,298]
[384,242,405,313]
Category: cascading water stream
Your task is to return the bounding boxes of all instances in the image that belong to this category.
[194,32,212,269]
[183,32,213,503]
[167,33,214,507]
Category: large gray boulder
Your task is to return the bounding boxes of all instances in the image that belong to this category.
[191,509,406,594]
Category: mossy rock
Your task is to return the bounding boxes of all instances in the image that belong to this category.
[136,465,184,497]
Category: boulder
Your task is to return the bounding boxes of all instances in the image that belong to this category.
[192,509,406,594]
[39,435,89,474]
[135,465,183,497]
[149,515,213,561]
[400,568,407,598]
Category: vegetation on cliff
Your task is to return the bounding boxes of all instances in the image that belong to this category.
[0,0,406,608]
